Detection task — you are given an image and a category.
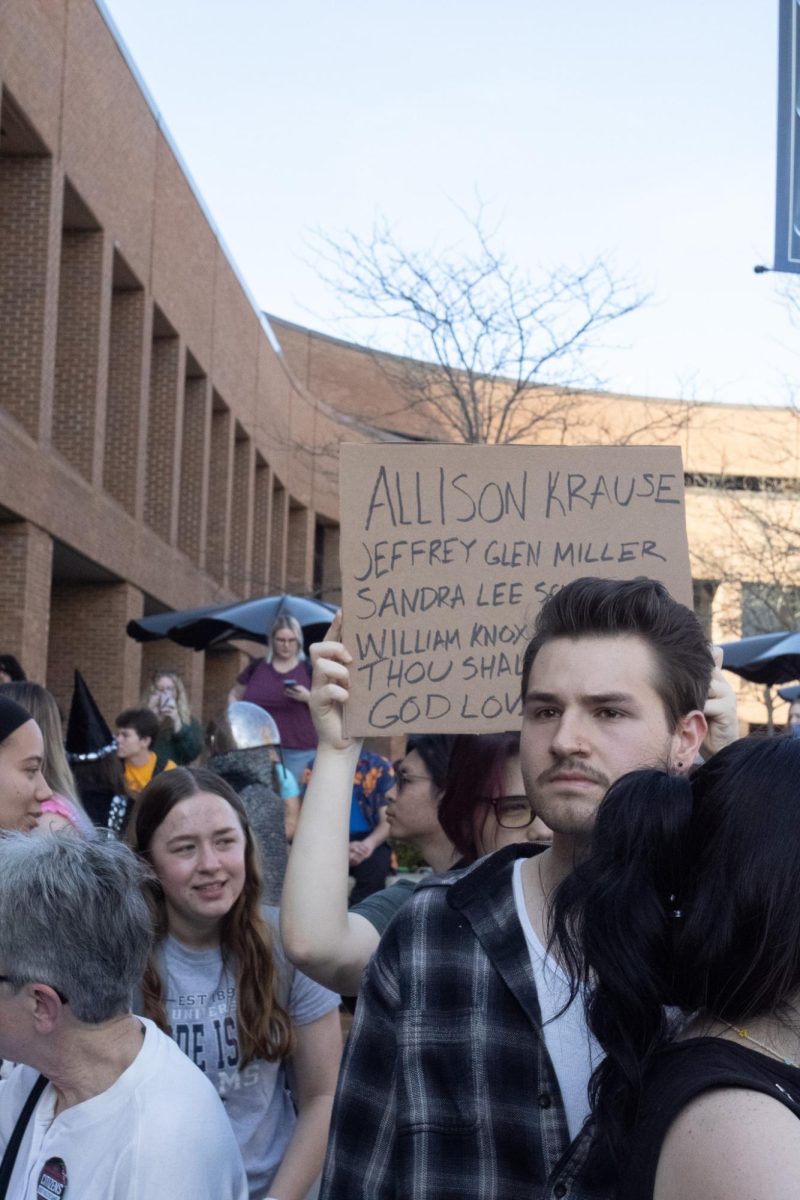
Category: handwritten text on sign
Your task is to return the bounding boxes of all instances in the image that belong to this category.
[340,444,692,735]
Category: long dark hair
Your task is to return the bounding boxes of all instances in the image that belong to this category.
[438,732,521,862]
[132,766,294,1066]
[551,735,800,1179]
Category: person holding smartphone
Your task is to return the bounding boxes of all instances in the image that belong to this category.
[144,670,203,766]
[229,616,317,781]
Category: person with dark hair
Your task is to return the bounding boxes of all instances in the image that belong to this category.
[0,654,26,684]
[0,681,90,834]
[0,681,93,835]
[551,735,800,1200]
[115,706,176,793]
[320,577,721,1200]
[438,730,552,859]
[0,695,51,831]
[132,766,342,1200]
[0,833,248,1198]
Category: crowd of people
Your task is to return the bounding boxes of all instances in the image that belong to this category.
[0,576,797,1199]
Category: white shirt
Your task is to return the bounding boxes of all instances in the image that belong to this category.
[0,1017,248,1199]
[512,857,603,1139]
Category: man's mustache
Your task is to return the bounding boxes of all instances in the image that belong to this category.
[536,758,610,789]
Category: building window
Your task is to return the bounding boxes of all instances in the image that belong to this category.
[692,579,717,637]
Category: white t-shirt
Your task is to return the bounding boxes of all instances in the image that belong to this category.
[512,858,603,1140]
[0,1017,248,1200]
[159,908,340,1200]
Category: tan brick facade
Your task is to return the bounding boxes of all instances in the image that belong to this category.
[0,522,53,683]
[0,0,346,723]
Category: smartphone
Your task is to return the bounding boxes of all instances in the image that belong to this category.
[283,679,298,689]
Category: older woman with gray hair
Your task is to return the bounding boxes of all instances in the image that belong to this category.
[0,833,247,1199]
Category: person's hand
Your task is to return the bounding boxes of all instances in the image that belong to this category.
[348,838,374,865]
[160,696,181,731]
[285,683,311,704]
[701,646,740,758]
[309,612,355,752]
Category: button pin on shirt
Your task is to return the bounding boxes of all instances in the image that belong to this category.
[37,1157,68,1200]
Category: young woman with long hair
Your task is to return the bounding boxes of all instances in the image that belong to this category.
[552,735,800,1200]
[0,680,91,834]
[143,668,203,766]
[133,766,342,1200]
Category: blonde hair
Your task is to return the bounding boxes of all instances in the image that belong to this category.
[265,615,306,663]
[143,669,192,726]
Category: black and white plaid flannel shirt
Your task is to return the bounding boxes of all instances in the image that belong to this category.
[320,843,609,1200]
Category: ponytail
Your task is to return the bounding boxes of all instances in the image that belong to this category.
[551,768,693,1176]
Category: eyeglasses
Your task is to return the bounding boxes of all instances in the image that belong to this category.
[482,794,537,830]
[395,769,432,790]
[0,974,68,1004]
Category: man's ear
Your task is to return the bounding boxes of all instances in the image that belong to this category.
[29,984,64,1034]
[671,710,707,773]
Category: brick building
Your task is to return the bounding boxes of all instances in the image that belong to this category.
[1,0,798,729]
[0,0,351,721]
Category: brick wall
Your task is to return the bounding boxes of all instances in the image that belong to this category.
[47,580,143,719]
[105,284,148,511]
[52,227,106,479]
[0,522,53,682]
[0,155,59,438]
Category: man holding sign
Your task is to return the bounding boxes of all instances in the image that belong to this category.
[320,576,715,1200]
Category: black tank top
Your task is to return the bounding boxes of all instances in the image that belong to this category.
[618,1037,800,1200]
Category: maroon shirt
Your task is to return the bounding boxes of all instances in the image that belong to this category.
[236,658,317,751]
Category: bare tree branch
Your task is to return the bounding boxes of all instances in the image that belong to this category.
[307,208,647,444]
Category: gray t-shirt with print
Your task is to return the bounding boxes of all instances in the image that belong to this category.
[158,908,339,1199]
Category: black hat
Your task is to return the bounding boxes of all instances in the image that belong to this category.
[65,671,116,762]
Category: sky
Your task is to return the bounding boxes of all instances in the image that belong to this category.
[100,0,798,408]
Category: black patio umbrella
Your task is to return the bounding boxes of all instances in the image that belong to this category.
[126,594,338,652]
[720,630,800,687]
[778,683,800,702]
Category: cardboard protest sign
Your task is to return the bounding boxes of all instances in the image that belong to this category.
[340,443,692,735]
